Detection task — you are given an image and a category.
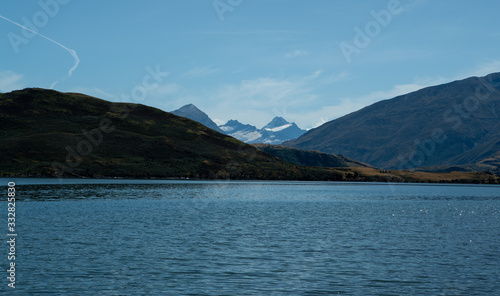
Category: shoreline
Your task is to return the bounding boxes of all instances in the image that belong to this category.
[2,168,499,185]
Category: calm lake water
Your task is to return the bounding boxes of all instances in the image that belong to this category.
[2,178,499,295]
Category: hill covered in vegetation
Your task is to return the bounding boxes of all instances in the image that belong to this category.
[0,88,358,181]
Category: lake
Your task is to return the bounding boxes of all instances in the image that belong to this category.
[2,178,499,295]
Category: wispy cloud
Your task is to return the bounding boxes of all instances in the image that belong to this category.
[183,66,219,77]
[217,72,322,107]
[295,77,450,129]
[148,83,180,97]
[170,69,352,129]
[64,62,500,131]
[0,70,25,92]
[196,72,325,128]
[298,64,500,129]
[217,78,309,106]
[198,30,303,35]
[462,60,500,78]
[69,82,180,104]
[284,50,308,59]
[205,61,500,129]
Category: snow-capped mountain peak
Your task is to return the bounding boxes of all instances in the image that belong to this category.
[262,116,290,130]
[220,116,306,144]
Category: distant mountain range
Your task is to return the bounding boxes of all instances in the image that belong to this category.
[284,73,500,174]
[220,116,306,144]
[171,104,306,144]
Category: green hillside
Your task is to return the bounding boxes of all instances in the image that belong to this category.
[0,88,346,180]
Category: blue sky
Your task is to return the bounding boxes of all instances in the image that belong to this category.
[1,0,500,129]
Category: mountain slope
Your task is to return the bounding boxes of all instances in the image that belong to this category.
[284,73,500,171]
[416,149,500,174]
[171,104,224,133]
[253,144,373,168]
[262,117,290,130]
[219,119,261,142]
[0,88,341,180]
[260,117,307,144]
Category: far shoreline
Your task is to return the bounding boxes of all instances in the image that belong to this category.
[2,171,499,186]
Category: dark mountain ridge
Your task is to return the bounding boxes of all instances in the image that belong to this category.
[171,103,224,133]
[284,73,500,172]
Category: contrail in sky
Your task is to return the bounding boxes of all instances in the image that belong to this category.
[0,13,80,87]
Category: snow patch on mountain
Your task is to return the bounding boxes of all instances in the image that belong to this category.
[232,130,263,142]
[264,123,292,132]
[220,125,235,133]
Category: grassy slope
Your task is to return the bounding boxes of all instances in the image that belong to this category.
[343,167,499,184]
[0,88,308,179]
